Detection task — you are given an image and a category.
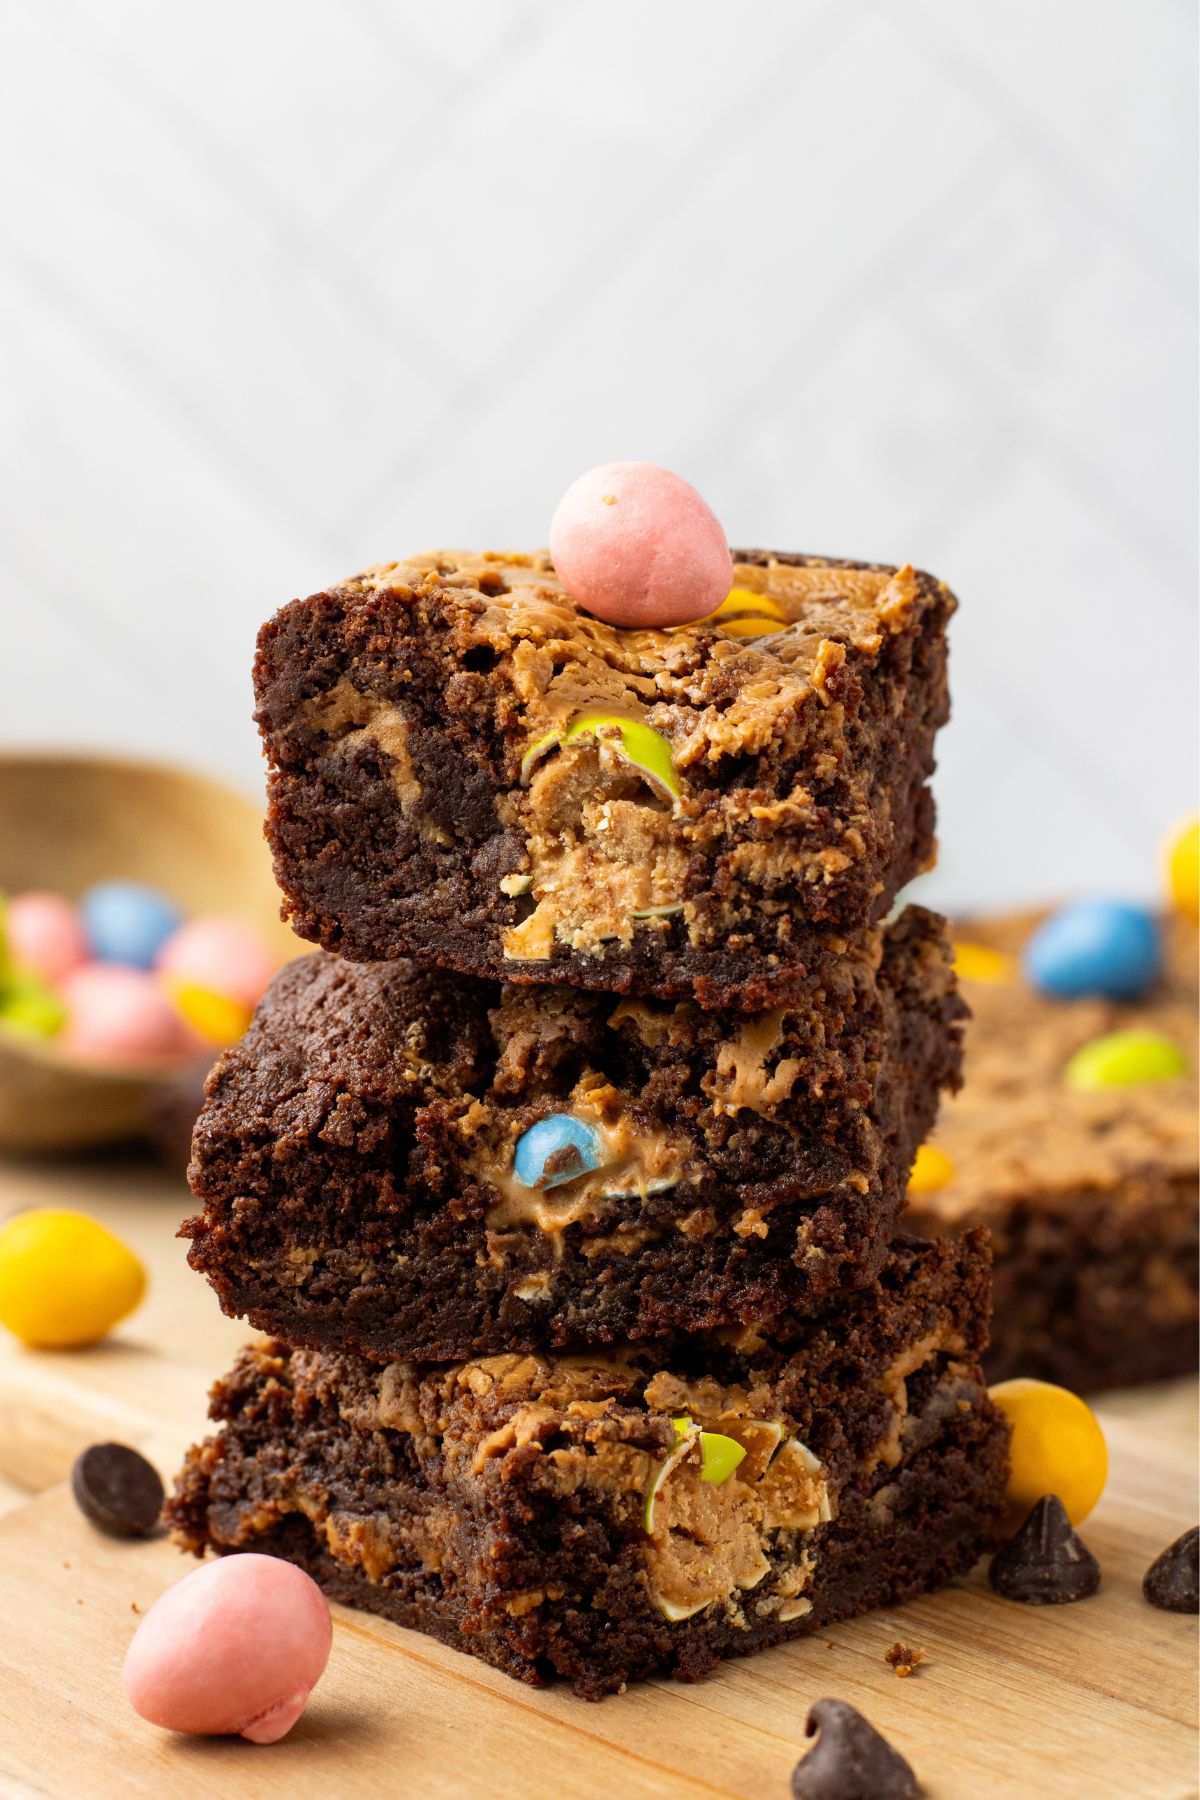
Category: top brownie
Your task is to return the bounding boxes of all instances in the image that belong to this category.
[255,549,955,1006]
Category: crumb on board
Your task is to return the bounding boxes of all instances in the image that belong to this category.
[885,1640,925,1677]
[131,1601,142,1614]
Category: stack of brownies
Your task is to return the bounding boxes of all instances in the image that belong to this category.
[169,549,1009,1697]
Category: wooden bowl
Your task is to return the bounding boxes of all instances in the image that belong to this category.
[0,753,300,1154]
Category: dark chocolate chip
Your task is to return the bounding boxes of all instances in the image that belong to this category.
[791,1698,916,1800]
[989,1494,1100,1604]
[71,1443,164,1538]
[1143,1527,1199,1613]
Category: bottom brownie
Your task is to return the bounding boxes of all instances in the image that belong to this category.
[169,1235,1008,1698]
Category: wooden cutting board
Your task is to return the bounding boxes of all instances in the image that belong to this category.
[0,1156,1196,1800]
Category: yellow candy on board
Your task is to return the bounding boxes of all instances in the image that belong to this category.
[0,1208,146,1349]
[952,941,1017,984]
[1165,816,1199,922]
[907,1142,955,1196]
[168,979,253,1047]
[989,1378,1108,1536]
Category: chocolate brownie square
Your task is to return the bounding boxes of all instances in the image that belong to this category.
[254,550,955,1006]
[909,911,1198,1392]
[169,1234,1007,1699]
[183,907,963,1362]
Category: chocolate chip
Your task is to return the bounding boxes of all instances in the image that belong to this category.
[791,1698,916,1800]
[71,1443,164,1538]
[1143,1527,1199,1613]
[989,1494,1100,1604]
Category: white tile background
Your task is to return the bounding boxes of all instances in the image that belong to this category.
[1,0,1195,912]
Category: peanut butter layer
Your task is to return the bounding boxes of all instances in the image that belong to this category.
[168,1234,1007,1698]
[909,909,1198,1391]
[254,548,955,1004]
[184,907,964,1362]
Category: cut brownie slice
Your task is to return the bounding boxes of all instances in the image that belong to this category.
[909,910,1198,1392]
[254,548,955,1006]
[184,907,963,1362]
[169,1234,1007,1699]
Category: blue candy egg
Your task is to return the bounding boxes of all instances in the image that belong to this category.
[80,881,183,970]
[1022,898,1160,1001]
[513,1114,604,1189]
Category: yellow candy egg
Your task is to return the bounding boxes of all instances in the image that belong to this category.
[907,1142,954,1196]
[0,1208,146,1349]
[701,587,788,637]
[1165,816,1199,922]
[168,979,253,1047]
[989,1377,1108,1536]
[952,941,1017,984]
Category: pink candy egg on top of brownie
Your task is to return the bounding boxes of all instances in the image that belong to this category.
[549,461,733,628]
[6,892,88,984]
[155,917,276,1012]
[60,965,191,1061]
[124,1554,332,1743]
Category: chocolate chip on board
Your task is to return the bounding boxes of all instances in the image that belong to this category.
[1143,1527,1199,1613]
[791,1698,916,1800]
[71,1443,164,1538]
[989,1494,1101,1604]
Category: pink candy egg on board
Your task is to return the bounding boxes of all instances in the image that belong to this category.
[124,1554,332,1743]
[155,917,276,1011]
[6,892,88,984]
[60,965,190,1061]
[549,462,733,629]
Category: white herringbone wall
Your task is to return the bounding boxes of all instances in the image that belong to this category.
[1,1,1195,912]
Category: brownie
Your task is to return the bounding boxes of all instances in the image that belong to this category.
[168,1233,1008,1699]
[183,906,963,1362]
[254,549,955,1007]
[909,911,1198,1392]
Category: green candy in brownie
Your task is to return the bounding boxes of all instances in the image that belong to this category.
[254,549,954,1006]
[183,907,963,1362]
[168,1233,1008,1700]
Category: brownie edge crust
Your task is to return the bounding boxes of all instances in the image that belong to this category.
[254,548,954,1006]
[169,1234,1008,1699]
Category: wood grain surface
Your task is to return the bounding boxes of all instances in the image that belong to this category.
[0,1155,1196,1800]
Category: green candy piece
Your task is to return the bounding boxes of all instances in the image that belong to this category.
[669,1416,747,1484]
[0,973,66,1038]
[520,712,681,802]
[1065,1028,1187,1091]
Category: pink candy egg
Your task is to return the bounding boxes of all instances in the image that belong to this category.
[155,917,276,1011]
[125,1554,332,1743]
[6,892,88,984]
[61,965,190,1062]
[549,461,733,629]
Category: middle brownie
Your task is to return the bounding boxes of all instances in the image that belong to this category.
[185,905,963,1361]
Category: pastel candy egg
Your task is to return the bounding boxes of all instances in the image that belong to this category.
[0,972,67,1037]
[61,965,191,1061]
[0,1208,145,1348]
[156,917,276,1011]
[952,941,1016,985]
[81,882,182,970]
[907,1142,954,1196]
[1165,816,1199,922]
[1022,898,1160,1001]
[989,1378,1107,1537]
[166,979,253,1047]
[549,462,732,629]
[513,1114,604,1189]
[124,1555,332,1743]
[6,892,88,983]
[1065,1028,1187,1091]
